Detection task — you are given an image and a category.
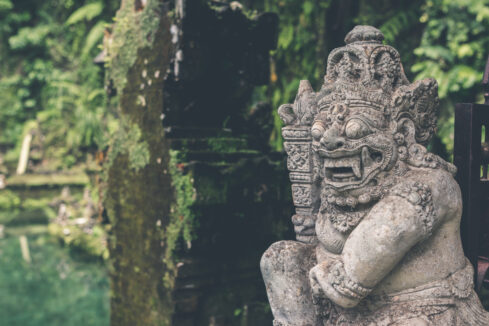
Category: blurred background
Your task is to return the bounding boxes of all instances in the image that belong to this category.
[1,0,489,325]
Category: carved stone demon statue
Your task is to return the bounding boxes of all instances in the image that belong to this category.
[261,26,489,325]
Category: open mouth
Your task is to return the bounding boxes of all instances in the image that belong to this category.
[323,147,383,184]
[324,156,361,182]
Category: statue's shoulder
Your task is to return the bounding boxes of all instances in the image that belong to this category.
[396,144,460,202]
[387,166,462,224]
[408,164,456,187]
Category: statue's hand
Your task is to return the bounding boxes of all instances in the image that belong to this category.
[292,214,317,243]
[310,264,328,305]
[310,263,335,320]
[309,261,362,308]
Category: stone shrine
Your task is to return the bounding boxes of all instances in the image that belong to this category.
[261,25,489,325]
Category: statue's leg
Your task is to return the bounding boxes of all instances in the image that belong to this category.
[261,240,319,326]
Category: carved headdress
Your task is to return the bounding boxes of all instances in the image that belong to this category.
[279,25,439,145]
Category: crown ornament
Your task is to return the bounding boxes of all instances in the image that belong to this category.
[279,25,439,145]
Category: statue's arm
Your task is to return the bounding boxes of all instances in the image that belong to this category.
[310,183,439,308]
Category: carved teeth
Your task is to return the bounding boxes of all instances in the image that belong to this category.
[352,156,361,178]
[324,155,362,181]
[362,146,373,168]
[323,147,383,184]
[324,156,360,169]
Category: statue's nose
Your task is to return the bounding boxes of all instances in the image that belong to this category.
[320,128,345,150]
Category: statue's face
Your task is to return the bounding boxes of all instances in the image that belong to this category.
[311,103,397,191]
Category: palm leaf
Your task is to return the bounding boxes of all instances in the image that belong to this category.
[66,2,103,25]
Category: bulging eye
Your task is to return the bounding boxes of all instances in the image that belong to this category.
[345,119,371,139]
[311,121,325,140]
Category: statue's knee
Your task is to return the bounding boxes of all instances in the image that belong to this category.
[261,240,288,276]
[261,240,314,278]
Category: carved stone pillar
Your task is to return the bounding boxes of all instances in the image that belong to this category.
[279,80,320,244]
[283,126,317,244]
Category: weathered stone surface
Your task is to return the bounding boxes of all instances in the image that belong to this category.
[261,25,489,325]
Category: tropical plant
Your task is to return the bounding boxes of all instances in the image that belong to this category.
[0,0,118,170]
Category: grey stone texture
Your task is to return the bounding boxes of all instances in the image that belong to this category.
[261,25,489,325]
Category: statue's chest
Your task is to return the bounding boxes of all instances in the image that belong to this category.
[315,207,369,254]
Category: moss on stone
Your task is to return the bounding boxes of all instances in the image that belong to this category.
[106,118,150,172]
[105,0,163,94]
[162,150,197,288]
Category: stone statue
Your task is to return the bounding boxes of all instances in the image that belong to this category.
[261,25,489,326]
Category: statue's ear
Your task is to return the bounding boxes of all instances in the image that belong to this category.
[391,78,439,145]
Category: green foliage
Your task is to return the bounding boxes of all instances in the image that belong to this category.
[0,0,13,12]
[259,0,333,150]
[163,150,197,288]
[242,0,488,158]
[8,25,52,49]
[412,0,489,156]
[0,189,21,210]
[83,21,106,57]
[246,0,425,151]
[5,0,485,162]
[66,2,103,25]
[0,0,119,170]
[380,10,420,44]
